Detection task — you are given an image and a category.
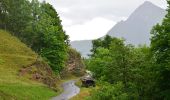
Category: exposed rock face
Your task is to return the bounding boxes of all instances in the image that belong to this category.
[61,48,85,77]
[19,61,59,89]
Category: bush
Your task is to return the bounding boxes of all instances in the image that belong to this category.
[87,82,128,100]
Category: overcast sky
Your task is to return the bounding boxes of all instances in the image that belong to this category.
[44,0,167,41]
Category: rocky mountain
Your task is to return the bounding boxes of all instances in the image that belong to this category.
[71,40,92,57]
[107,1,166,45]
[70,1,166,57]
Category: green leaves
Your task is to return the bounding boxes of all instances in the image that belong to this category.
[0,0,68,74]
[87,35,154,99]
[37,2,68,73]
[0,0,32,35]
[150,1,170,99]
[87,82,128,100]
[88,47,112,80]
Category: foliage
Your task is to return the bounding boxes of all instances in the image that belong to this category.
[0,30,57,100]
[87,35,154,99]
[87,82,128,100]
[0,0,69,73]
[88,36,133,84]
[0,0,32,36]
[87,47,111,79]
[150,0,170,99]
[91,35,118,56]
[38,2,68,73]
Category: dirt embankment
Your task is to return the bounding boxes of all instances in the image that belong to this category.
[19,60,59,90]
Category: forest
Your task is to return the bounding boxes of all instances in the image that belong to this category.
[0,0,170,100]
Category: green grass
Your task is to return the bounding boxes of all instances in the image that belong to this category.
[0,84,56,100]
[0,30,57,100]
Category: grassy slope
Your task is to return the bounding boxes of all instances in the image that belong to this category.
[0,30,57,100]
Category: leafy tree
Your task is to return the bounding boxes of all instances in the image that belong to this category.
[0,0,32,36]
[109,39,133,87]
[130,46,154,99]
[89,36,133,85]
[37,2,68,73]
[151,0,170,99]
[21,0,42,50]
[91,35,115,56]
[0,0,8,30]
[87,82,128,100]
[0,0,69,74]
[87,35,154,99]
[87,47,112,79]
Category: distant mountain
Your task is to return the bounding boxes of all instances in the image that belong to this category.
[70,1,166,57]
[107,1,166,45]
[71,40,92,57]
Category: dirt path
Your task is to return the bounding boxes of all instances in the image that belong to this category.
[51,80,80,100]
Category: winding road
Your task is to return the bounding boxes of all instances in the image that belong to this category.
[51,80,80,100]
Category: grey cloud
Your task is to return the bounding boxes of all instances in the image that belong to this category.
[45,0,167,24]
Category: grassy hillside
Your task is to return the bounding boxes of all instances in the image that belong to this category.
[0,30,57,100]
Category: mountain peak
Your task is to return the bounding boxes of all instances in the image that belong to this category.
[140,1,160,9]
[128,1,164,20]
[143,1,153,5]
[70,1,166,57]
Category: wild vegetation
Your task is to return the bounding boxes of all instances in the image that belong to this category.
[0,0,69,74]
[0,30,57,100]
[82,1,170,100]
[0,0,170,100]
[0,0,84,99]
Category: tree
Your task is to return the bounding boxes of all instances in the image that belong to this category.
[151,0,170,99]
[109,39,134,87]
[89,36,133,85]
[4,0,31,36]
[130,46,154,99]
[91,35,120,56]
[0,0,8,30]
[38,2,68,73]
[0,0,69,74]
[88,47,112,80]
[22,0,42,51]
[88,35,154,99]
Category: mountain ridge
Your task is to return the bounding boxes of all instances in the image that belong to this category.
[71,1,166,57]
[107,1,166,45]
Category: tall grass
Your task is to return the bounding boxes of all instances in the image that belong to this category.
[0,30,57,99]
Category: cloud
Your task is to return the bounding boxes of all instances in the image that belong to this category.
[47,0,166,23]
[64,17,116,41]
[44,0,167,41]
